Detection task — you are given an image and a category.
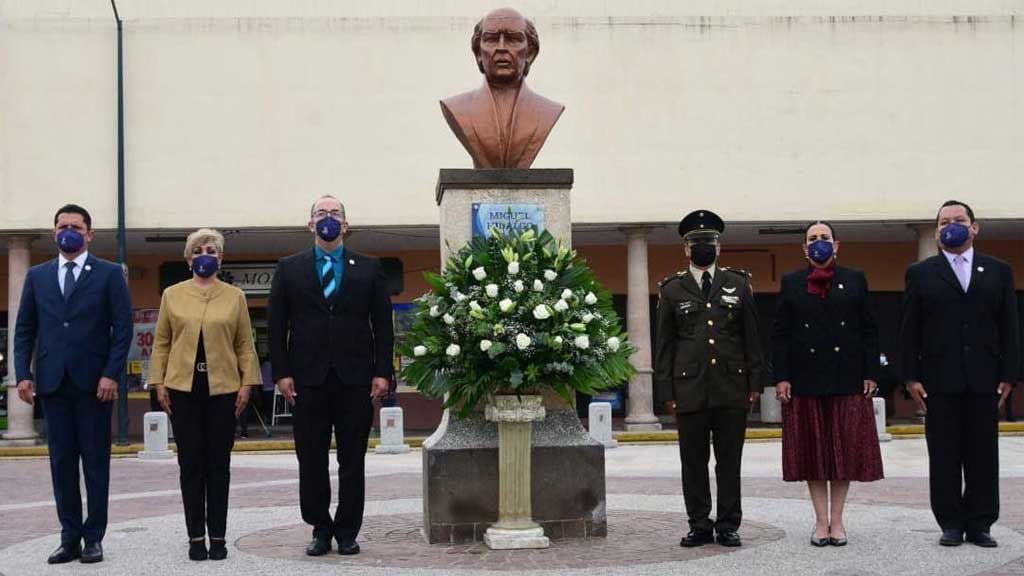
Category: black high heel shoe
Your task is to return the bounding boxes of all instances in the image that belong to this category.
[811,527,830,547]
[209,538,228,560]
[829,528,848,547]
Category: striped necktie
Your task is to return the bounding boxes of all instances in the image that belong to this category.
[321,254,337,299]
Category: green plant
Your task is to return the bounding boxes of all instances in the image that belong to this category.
[400,228,637,417]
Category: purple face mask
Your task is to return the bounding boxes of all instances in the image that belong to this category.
[940,222,970,249]
[316,217,342,242]
[57,229,85,254]
[192,255,220,278]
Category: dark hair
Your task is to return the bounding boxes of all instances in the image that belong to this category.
[53,204,92,230]
[471,15,540,77]
[936,200,975,224]
[804,220,838,242]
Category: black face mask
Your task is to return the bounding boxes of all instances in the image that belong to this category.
[690,243,717,268]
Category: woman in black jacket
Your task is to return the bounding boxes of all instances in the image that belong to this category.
[772,221,884,547]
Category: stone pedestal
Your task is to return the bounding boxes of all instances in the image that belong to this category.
[483,395,549,550]
[873,397,892,442]
[760,387,782,424]
[138,412,175,460]
[588,402,618,448]
[424,168,605,545]
[376,407,411,454]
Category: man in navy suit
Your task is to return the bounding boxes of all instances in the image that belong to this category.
[901,200,1019,548]
[14,204,132,564]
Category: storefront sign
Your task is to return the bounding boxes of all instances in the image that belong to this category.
[128,309,159,389]
[218,264,277,296]
[472,203,545,238]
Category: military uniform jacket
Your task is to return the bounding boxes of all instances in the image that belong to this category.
[655,267,769,413]
[770,266,880,397]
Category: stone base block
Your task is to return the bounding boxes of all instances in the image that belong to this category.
[624,423,661,432]
[423,409,606,545]
[483,526,550,550]
[137,450,175,461]
[878,433,893,442]
[375,444,411,454]
[0,436,42,447]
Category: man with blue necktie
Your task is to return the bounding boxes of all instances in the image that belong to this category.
[268,195,394,556]
[14,204,132,564]
[900,200,1019,548]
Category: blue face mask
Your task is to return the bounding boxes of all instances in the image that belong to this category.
[807,239,834,265]
[940,222,970,249]
[56,229,85,254]
[192,255,220,278]
[316,217,342,242]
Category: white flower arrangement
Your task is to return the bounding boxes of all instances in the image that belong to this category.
[472,267,487,281]
[446,344,461,357]
[480,340,493,352]
[553,299,569,313]
[516,333,532,350]
[533,304,552,320]
[485,284,499,298]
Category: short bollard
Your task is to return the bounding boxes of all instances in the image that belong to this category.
[873,397,892,442]
[138,412,175,460]
[760,387,782,423]
[375,407,411,454]
[588,402,618,448]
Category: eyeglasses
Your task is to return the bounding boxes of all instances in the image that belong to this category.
[313,209,344,219]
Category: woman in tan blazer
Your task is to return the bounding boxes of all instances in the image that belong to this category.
[148,228,261,561]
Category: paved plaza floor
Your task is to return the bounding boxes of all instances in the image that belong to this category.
[1,438,1023,575]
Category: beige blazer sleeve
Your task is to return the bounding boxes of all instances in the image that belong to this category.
[233,290,262,387]
[147,291,172,387]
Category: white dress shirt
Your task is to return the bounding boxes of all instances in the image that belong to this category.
[58,251,89,295]
[689,263,717,287]
[942,247,974,292]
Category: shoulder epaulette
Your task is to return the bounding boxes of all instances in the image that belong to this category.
[658,270,687,288]
[722,267,752,279]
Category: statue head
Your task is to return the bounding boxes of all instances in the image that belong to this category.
[471,8,540,86]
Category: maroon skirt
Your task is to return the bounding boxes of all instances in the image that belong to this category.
[782,394,884,482]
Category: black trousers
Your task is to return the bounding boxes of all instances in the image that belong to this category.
[676,407,747,533]
[168,385,237,540]
[925,393,1000,535]
[40,378,112,546]
[293,369,373,542]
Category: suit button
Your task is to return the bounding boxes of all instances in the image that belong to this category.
[834,346,841,352]
[708,338,716,345]
[964,345,971,352]
[706,303,712,309]
[63,322,69,328]
[840,321,846,327]
[707,320,714,326]
[804,323,810,328]
[810,348,816,354]
[711,358,718,365]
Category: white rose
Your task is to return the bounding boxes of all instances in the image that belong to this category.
[480,339,493,352]
[553,299,569,312]
[553,336,563,345]
[582,313,595,324]
[451,290,467,303]
[574,335,591,350]
[485,284,499,298]
[443,313,455,325]
[472,267,487,281]
[561,288,573,300]
[513,280,525,293]
[533,305,552,320]
[507,261,520,275]
[584,292,598,305]
[533,279,544,292]
[499,299,514,313]
[446,344,461,357]
[429,305,441,317]
[606,337,621,351]
[516,333,532,350]
[469,301,483,312]
[544,269,558,281]
[413,345,428,357]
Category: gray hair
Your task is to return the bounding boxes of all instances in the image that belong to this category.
[309,195,346,220]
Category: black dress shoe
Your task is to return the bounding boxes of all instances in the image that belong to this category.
[305,537,332,556]
[967,532,998,548]
[47,543,81,564]
[81,542,103,564]
[338,539,361,555]
[208,539,228,560]
[680,531,715,547]
[716,530,742,547]
[940,529,964,547]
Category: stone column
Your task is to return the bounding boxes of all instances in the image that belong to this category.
[914,224,938,261]
[621,227,661,431]
[2,236,39,445]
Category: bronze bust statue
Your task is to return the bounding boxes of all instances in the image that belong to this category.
[441,8,564,169]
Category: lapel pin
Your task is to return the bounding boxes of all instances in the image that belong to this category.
[349,259,355,265]
[977,266,984,273]
[84,265,92,272]
[838,283,845,290]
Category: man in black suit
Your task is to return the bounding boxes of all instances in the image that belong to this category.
[900,200,1019,548]
[268,196,394,556]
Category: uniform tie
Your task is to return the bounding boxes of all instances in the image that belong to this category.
[701,270,712,299]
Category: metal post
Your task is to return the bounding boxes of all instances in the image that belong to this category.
[111,0,129,445]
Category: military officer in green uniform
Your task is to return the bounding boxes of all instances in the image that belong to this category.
[655,209,768,548]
